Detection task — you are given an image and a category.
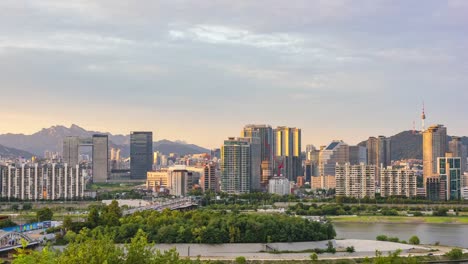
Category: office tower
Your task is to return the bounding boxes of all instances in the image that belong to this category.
[243,125,274,163]
[274,126,302,181]
[130,132,153,180]
[437,155,462,201]
[268,177,290,195]
[367,136,391,168]
[349,146,367,165]
[449,137,467,172]
[1,163,85,200]
[92,134,109,183]
[380,166,417,198]
[220,138,251,194]
[306,145,320,180]
[243,125,274,187]
[423,125,447,190]
[335,163,376,199]
[63,136,80,166]
[243,136,261,191]
[318,141,349,177]
[200,163,217,192]
[210,148,221,160]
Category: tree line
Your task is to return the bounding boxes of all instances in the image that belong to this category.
[60,201,336,245]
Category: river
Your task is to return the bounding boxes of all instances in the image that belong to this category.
[334,222,468,248]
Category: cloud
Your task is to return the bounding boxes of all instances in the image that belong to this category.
[0,32,137,54]
[169,24,304,53]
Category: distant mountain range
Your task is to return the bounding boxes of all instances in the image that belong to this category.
[0,125,210,157]
[0,144,35,159]
[359,130,468,161]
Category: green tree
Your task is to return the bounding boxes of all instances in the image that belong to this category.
[124,229,153,264]
[310,252,318,262]
[102,200,122,226]
[36,207,53,222]
[13,239,57,264]
[63,216,73,231]
[87,207,100,228]
[346,246,355,253]
[57,229,123,264]
[235,256,246,264]
[409,235,420,245]
[445,248,463,260]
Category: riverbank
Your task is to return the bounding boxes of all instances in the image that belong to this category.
[330,215,468,224]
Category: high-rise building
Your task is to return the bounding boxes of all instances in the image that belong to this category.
[274,127,302,181]
[319,141,349,177]
[449,137,467,173]
[349,146,367,165]
[423,125,447,191]
[63,136,80,166]
[380,166,417,198]
[220,138,251,194]
[311,175,336,190]
[200,163,218,192]
[92,134,109,183]
[242,125,274,163]
[335,163,376,199]
[437,155,462,201]
[367,136,391,168]
[130,132,153,180]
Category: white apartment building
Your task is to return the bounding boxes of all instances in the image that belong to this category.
[0,163,85,200]
[380,166,417,198]
[268,177,290,195]
[336,163,376,199]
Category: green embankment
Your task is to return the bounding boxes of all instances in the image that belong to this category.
[330,215,468,224]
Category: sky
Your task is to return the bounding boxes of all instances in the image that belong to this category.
[0,0,467,149]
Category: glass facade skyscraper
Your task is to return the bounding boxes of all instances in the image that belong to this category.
[130,132,153,180]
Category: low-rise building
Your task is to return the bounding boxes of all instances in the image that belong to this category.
[268,177,290,195]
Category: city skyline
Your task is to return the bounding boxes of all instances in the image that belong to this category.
[1,1,467,149]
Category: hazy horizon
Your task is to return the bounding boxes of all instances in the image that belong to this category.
[1,1,467,149]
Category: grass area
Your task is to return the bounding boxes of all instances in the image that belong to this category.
[329,215,468,224]
[90,182,143,191]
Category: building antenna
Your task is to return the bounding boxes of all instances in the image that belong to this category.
[421,101,426,132]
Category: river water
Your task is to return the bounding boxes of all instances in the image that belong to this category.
[334,222,468,248]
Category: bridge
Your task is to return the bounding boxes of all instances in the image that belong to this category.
[0,231,40,253]
[123,197,197,215]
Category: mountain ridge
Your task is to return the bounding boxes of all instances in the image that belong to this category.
[0,124,209,157]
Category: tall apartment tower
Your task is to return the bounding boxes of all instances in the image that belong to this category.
[274,127,302,181]
[449,137,467,173]
[423,125,447,190]
[201,163,218,192]
[220,138,251,194]
[367,136,391,168]
[130,132,153,180]
[63,136,80,166]
[92,134,109,183]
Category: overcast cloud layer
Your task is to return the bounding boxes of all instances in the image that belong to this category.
[0,0,467,148]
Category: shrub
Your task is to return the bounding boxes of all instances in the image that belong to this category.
[376,235,388,241]
[235,256,247,264]
[388,237,400,243]
[346,246,355,253]
[310,252,318,261]
[445,248,463,260]
[409,235,420,245]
